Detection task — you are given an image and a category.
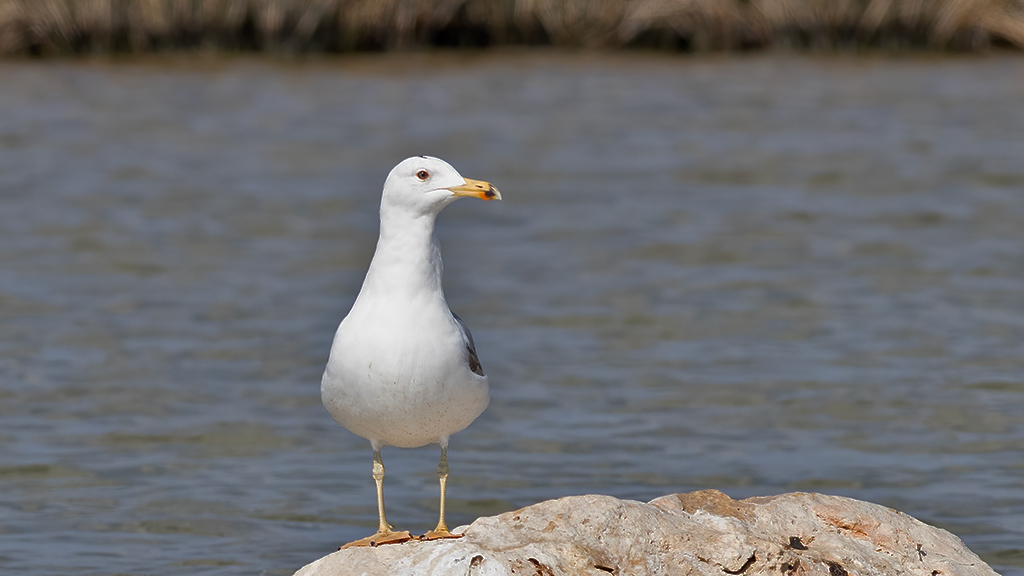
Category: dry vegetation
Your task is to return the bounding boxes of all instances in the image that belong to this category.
[1,0,1023,54]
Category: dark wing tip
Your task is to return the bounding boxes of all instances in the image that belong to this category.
[467,344,485,376]
[453,312,485,377]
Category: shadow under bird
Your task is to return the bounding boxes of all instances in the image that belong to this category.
[321,156,501,547]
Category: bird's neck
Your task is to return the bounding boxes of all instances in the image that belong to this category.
[360,211,444,300]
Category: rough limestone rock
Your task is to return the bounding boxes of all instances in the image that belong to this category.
[295,490,999,576]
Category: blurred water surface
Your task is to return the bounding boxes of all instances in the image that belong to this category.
[0,52,1022,576]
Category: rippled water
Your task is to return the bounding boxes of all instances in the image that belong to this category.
[0,52,1022,576]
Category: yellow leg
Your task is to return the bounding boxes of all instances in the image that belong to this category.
[423,445,462,540]
[372,449,391,533]
[340,448,412,549]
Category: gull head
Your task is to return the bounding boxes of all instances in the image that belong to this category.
[381,156,501,217]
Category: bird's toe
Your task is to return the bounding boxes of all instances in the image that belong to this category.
[339,529,414,549]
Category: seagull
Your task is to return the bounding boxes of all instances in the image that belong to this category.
[321,156,501,548]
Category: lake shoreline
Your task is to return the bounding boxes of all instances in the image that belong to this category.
[2,0,1023,57]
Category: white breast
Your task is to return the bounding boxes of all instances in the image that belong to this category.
[321,295,490,448]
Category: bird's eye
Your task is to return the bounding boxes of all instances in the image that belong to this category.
[416,170,430,181]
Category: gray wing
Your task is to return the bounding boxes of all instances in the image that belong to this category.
[452,312,485,377]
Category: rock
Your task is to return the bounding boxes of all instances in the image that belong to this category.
[294,490,999,576]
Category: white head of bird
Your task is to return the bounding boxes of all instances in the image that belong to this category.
[380,156,501,219]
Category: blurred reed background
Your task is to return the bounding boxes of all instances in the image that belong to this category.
[1,0,1024,55]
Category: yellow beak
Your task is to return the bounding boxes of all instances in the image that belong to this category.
[447,178,502,201]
